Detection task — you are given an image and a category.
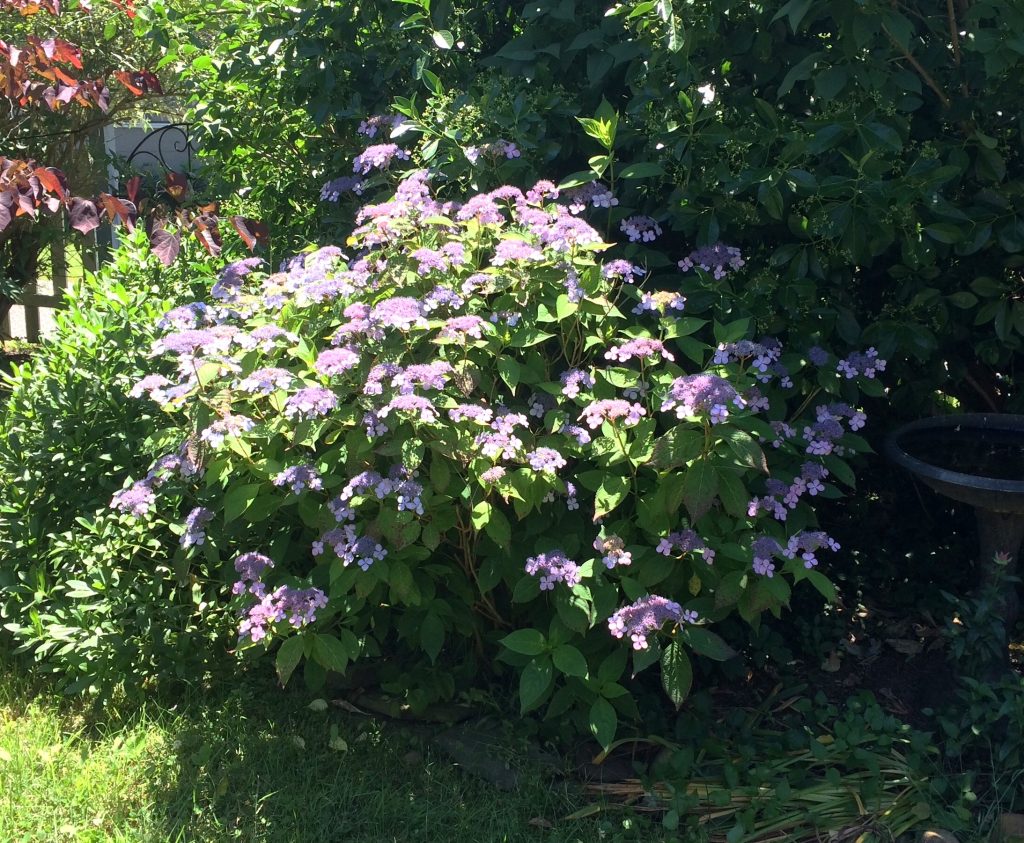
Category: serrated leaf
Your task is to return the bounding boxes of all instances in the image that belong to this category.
[589,697,617,747]
[595,474,630,519]
[502,628,547,655]
[684,627,737,661]
[660,642,692,708]
[682,460,718,521]
[652,428,704,471]
[552,644,588,678]
[276,635,304,686]
[520,656,553,713]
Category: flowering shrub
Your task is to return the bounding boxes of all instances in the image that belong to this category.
[114,164,883,744]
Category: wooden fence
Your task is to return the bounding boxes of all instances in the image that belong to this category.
[1,234,98,343]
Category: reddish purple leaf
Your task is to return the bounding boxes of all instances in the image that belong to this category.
[68,196,99,234]
[231,215,270,251]
[150,226,181,265]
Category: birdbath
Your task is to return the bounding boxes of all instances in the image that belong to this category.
[886,414,1024,654]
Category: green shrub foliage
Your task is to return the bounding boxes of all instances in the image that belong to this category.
[0,231,232,694]
[108,153,883,741]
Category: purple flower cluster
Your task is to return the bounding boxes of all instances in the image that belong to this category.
[238,367,294,395]
[837,348,886,379]
[480,466,506,484]
[608,595,692,650]
[605,337,674,364]
[657,530,716,564]
[212,257,263,303]
[315,347,361,377]
[111,481,156,517]
[157,302,213,332]
[424,286,465,313]
[678,243,745,279]
[370,297,429,331]
[526,447,566,473]
[594,535,632,569]
[352,143,410,175]
[180,506,213,548]
[620,215,662,242]
[579,399,647,430]
[338,466,424,516]
[380,394,439,424]
[525,550,582,590]
[358,114,403,138]
[320,175,365,201]
[713,339,781,375]
[284,387,338,421]
[465,140,520,164]
[392,362,452,394]
[273,464,323,495]
[560,368,595,399]
[200,414,256,448]
[439,315,485,340]
[661,374,745,424]
[602,260,645,282]
[238,584,329,643]
[313,525,388,570]
[752,536,783,577]
[784,530,840,568]
[633,290,686,316]
[449,403,494,425]
[492,238,544,265]
[564,182,618,214]
[748,462,831,521]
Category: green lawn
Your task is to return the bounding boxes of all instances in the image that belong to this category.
[0,664,656,843]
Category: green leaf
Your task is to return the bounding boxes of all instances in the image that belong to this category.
[589,697,617,748]
[804,570,837,602]
[660,641,692,708]
[276,635,304,686]
[519,656,553,713]
[311,634,349,673]
[484,506,511,546]
[224,483,261,524]
[682,460,718,521]
[431,30,454,49]
[715,467,748,518]
[595,474,631,519]
[652,428,704,471]
[497,356,521,390]
[619,162,664,179]
[684,627,737,662]
[420,613,445,663]
[502,628,547,656]
[719,429,768,473]
[552,644,589,678]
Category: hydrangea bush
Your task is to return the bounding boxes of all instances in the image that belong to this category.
[114,158,883,744]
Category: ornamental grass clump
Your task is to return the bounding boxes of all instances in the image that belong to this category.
[112,169,883,742]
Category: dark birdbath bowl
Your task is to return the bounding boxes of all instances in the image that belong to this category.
[886,414,1024,658]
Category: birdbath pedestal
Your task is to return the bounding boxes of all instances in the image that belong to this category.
[886,414,1024,653]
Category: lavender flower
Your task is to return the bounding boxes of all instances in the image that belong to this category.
[212,257,263,302]
[678,243,745,279]
[313,525,387,571]
[379,394,439,423]
[456,194,504,225]
[620,215,662,243]
[525,550,582,590]
[656,530,716,563]
[439,315,485,340]
[608,595,685,650]
[110,481,155,517]
[837,348,886,379]
[579,399,647,430]
[807,345,829,366]
[392,361,452,394]
[180,506,214,548]
[200,414,256,448]
[660,374,745,423]
[605,337,675,364]
[525,180,559,205]
[315,347,361,377]
[157,302,212,332]
[423,286,465,313]
[526,447,566,473]
[352,143,410,175]
[493,239,544,265]
[561,369,595,399]
[129,373,172,403]
[752,536,783,577]
[273,464,323,494]
[357,114,403,138]
[284,387,338,421]
[238,367,294,395]
[564,182,618,214]
[594,535,632,569]
[784,531,840,569]
[370,297,428,331]
[632,290,686,316]
[480,466,506,484]
[320,175,365,201]
[238,585,329,643]
[448,404,494,425]
[602,260,645,282]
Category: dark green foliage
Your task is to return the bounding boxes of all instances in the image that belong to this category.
[0,230,231,695]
